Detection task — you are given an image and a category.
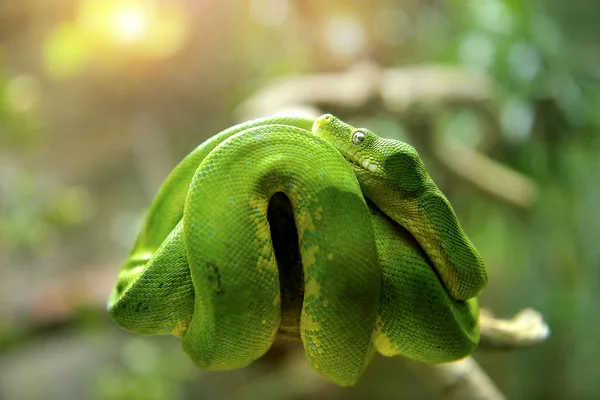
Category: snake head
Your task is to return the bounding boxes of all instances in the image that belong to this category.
[312,114,431,198]
[313,114,487,301]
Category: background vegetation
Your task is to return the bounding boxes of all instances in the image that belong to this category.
[1,0,598,398]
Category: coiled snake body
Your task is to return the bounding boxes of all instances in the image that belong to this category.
[108,115,487,386]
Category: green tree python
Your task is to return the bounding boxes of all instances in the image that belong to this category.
[107,114,487,386]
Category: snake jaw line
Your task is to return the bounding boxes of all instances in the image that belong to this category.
[312,125,380,175]
[360,159,378,172]
[341,151,380,174]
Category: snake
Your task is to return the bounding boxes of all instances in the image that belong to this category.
[107,114,487,386]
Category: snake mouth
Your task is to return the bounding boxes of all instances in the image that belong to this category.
[313,126,379,174]
[347,155,379,173]
[340,153,377,175]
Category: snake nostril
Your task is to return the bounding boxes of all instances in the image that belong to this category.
[316,115,331,129]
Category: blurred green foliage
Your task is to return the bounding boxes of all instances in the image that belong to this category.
[1,0,599,399]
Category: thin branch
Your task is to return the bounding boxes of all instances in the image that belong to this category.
[479,308,550,350]
[405,357,505,400]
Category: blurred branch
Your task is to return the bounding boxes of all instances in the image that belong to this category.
[236,62,539,210]
[236,62,490,119]
[380,66,492,112]
[479,308,550,350]
[236,62,381,119]
[432,142,538,208]
[405,356,505,400]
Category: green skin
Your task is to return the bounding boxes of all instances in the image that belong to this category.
[107,114,486,386]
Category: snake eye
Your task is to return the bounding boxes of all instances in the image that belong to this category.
[352,131,365,145]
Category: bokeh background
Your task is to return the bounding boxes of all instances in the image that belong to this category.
[1,0,599,399]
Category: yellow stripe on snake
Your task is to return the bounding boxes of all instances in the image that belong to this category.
[107,114,487,386]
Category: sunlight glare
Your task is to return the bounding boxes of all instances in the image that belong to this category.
[112,4,149,43]
[76,0,189,60]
